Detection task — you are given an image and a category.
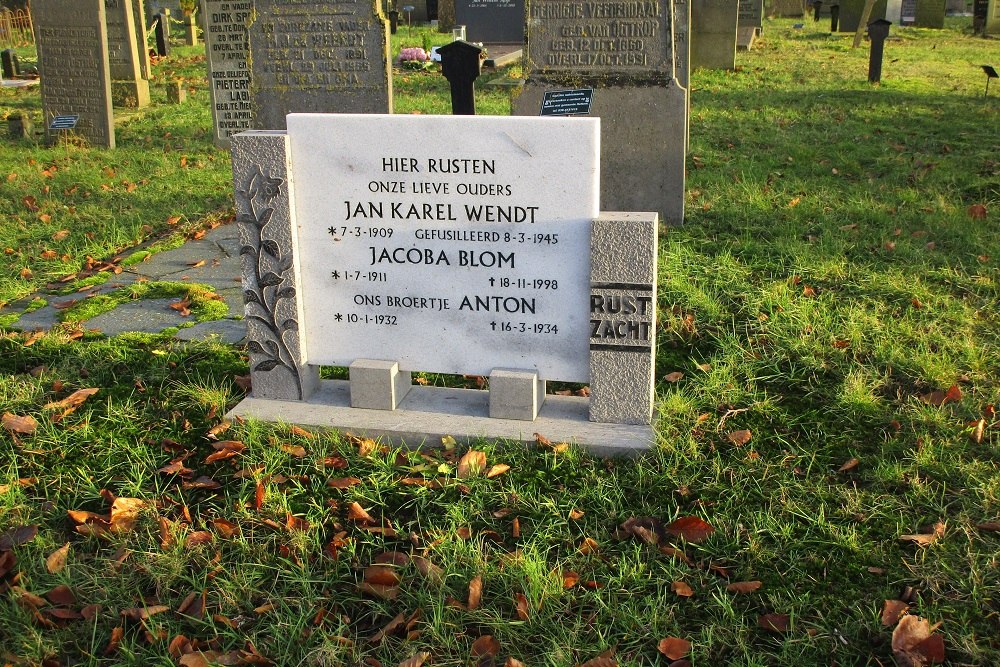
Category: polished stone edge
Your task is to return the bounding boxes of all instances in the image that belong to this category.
[227,380,655,456]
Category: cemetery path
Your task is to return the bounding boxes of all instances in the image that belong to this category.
[2,223,247,344]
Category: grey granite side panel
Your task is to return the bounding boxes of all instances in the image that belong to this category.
[230,130,320,401]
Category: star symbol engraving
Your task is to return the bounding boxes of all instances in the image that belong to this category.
[331,270,340,279]
[327,226,336,236]
[335,313,343,322]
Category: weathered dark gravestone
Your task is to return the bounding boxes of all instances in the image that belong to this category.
[913,0,946,26]
[839,0,887,31]
[830,4,840,30]
[32,0,116,147]
[455,0,524,43]
[131,0,152,79]
[201,0,252,147]
[437,0,457,30]
[738,0,763,33]
[8,113,33,139]
[105,0,151,107]
[692,0,738,70]
[247,0,393,130]
[770,0,805,16]
[973,0,987,31]
[514,0,687,225]
[228,114,658,452]
[153,12,169,55]
[1,49,19,78]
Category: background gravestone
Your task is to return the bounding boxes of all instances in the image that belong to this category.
[32,0,116,148]
[770,0,805,16]
[738,0,763,33]
[131,0,152,79]
[987,0,1000,34]
[691,0,738,70]
[104,0,151,107]
[838,0,887,31]
[455,0,525,43]
[674,0,691,153]
[513,0,687,225]
[247,0,393,131]
[437,0,457,31]
[201,0,253,147]
[913,0,945,26]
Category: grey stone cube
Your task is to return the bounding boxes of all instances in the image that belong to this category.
[349,359,412,411]
[489,368,545,421]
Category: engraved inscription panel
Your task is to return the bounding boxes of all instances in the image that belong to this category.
[104,0,141,81]
[33,0,115,147]
[202,0,253,144]
[248,0,391,128]
[526,0,672,75]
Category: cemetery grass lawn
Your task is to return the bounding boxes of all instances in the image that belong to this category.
[0,19,999,667]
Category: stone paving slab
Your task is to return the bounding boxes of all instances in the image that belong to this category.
[84,298,192,335]
[3,223,249,340]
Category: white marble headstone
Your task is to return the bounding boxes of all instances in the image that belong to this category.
[286,114,599,382]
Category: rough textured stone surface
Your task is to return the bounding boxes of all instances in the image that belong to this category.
[32,0,116,147]
[11,305,62,331]
[691,0,738,70]
[84,298,190,334]
[174,319,246,343]
[231,131,320,401]
[349,359,412,410]
[166,81,186,103]
[514,83,686,225]
[437,0,456,31]
[589,213,658,425]
[988,0,1000,34]
[131,0,152,79]
[247,0,392,130]
[489,368,544,421]
[675,0,692,153]
[738,0,764,32]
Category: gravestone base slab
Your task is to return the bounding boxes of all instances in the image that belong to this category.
[513,83,687,225]
[228,380,655,456]
[737,26,758,50]
[111,79,151,108]
[489,368,545,421]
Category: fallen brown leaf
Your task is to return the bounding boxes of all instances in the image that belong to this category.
[486,463,510,478]
[280,444,307,457]
[46,584,76,605]
[347,502,374,524]
[471,635,500,658]
[514,592,530,621]
[892,615,945,667]
[120,604,170,621]
[468,574,483,611]
[882,599,910,627]
[579,536,600,555]
[365,565,402,588]
[838,457,860,472]
[726,580,762,594]
[2,412,38,435]
[657,637,691,660]
[397,652,431,667]
[664,371,684,383]
[43,387,99,411]
[726,430,752,446]
[45,543,70,573]
[457,449,487,478]
[665,516,715,543]
[671,581,694,597]
[0,524,39,550]
[327,476,362,489]
[758,613,790,633]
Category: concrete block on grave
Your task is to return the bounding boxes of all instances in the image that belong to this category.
[692,0,738,70]
[349,359,412,411]
[589,212,658,426]
[230,130,320,401]
[111,79,151,108]
[489,368,545,421]
[8,113,33,139]
[166,80,186,103]
[183,13,199,45]
[32,0,116,148]
[737,26,757,50]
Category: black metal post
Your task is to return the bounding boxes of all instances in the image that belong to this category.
[867,19,891,84]
[388,10,399,34]
[438,40,483,115]
[813,1,822,21]
[830,4,840,31]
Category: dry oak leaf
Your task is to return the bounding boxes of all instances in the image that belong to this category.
[617,516,665,545]
[0,524,39,550]
[967,204,988,220]
[280,444,307,457]
[45,542,71,574]
[120,604,170,621]
[569,508,586,521]
[970,419,985,444]
[882,599,910,627]
[108,497,147,534]
[892,615,945,667]
[838,457,860,472]
[664,516,715,543]
[579,536,600,555]
[471,634,501,658]
[900,522,945,547]
[726,430,752,446]
[457,449,487,478]
[657,637,691,661]
[758,613,790,633]
[211,518,240,538]
[726,580,762,594]
[365,565,402,588]
[43,387,99,410]
[2,412,38,435]
[919,384,962,407]
[514,592,530,621]
[46,584,76,605]
[185,531,214,548]
[468,574,483,611]
[327,476,363,489]
[562,570,580,588]
[486,463,511,478]
[578,656,618,667]
[104,626,125,656]
[360,582,400,600]
[397,652,431,667]
[348,502,375,524]
[664,371,685,383]
[671,581,694,597]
